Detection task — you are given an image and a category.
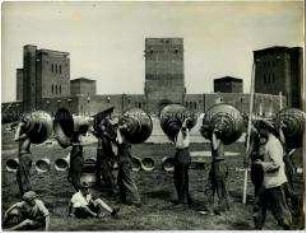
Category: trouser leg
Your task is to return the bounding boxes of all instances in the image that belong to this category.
[118,162,140,204]
[17,154,32,195]
[211,160,228,211]
[93,198,113,214]
[69,157,84,191]
[101,159,116,192]
[253,187,267,230]
[96,149,103,185]
[173,163,182,203]
[268,186,292,230]
[181,164,190,204]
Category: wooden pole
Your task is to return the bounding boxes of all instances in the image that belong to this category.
[242,62,256,204]
[279,91,283,110]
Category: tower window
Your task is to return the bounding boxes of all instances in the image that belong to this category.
[59,65,62,74]
[51,64,54,73]
[55,65,58,74]
[55,85,58,94]
[59,85,61,94]
[52,84,54,94]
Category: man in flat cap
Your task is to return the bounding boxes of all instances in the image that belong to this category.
[3,191,50,231]
[68,182,119,219]
[252,120,292,230]
[93,106,118,194]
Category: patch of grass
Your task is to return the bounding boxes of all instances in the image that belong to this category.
[2,129,304,230]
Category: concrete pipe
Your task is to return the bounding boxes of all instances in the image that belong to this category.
[160,104,197,141]
[201,103,244,145]
[273,108,305,149]
[54,153,70,171]
[54,108,93,148]
[131,156,142,172]
[22,111,53,144]
[161,156,175,172]
[119,108,153,144]
[35,158,51,173]
[141,157,155,172]
[5,158,19,173]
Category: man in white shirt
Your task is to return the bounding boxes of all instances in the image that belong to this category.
[173,117,192,206]
[252,120,292,230]
[69,182,119,218]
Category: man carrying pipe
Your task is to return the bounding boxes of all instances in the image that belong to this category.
[14,117,32,195]
[210,125,229,213]
[3,191,50,231]
[201,123,229,214]
[173,117,192,207]
[116,122,141,207]
[94,107,118,194]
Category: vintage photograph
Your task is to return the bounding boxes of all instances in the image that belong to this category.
[1,1,305,231]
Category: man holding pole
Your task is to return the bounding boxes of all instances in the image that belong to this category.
[251,120,292,230]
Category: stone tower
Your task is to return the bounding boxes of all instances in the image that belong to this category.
[144,38,185,113]
[254,46,303,108]
[18,45,70,112]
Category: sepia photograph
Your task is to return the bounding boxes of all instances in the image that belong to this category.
[1,0,305,231]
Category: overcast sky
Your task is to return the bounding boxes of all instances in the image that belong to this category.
[1,1,304,103]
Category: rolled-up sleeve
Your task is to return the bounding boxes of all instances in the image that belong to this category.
[37,200,49,217]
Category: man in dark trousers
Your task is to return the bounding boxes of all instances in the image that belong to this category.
[252,120,292,230]
[173,118,192,207]
[94,107,118,194]
[209,126,229,213]
[116,123,141,206]
[278,122,300,226]
[201,123,229,213]
[14,118,32,195]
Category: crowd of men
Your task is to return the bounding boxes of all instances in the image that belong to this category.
[3,106,303,230]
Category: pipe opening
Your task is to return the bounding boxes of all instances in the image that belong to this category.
[141,157,155,171]
[6,158,19,173]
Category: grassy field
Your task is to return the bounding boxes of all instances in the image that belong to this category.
[1,128,304,230]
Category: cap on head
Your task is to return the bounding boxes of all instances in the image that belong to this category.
[81,181,90,189]
[254,119,275,132]
[23,191,37,202]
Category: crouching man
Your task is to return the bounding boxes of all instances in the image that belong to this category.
[69,182,119,219]
[3,191,50,231]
